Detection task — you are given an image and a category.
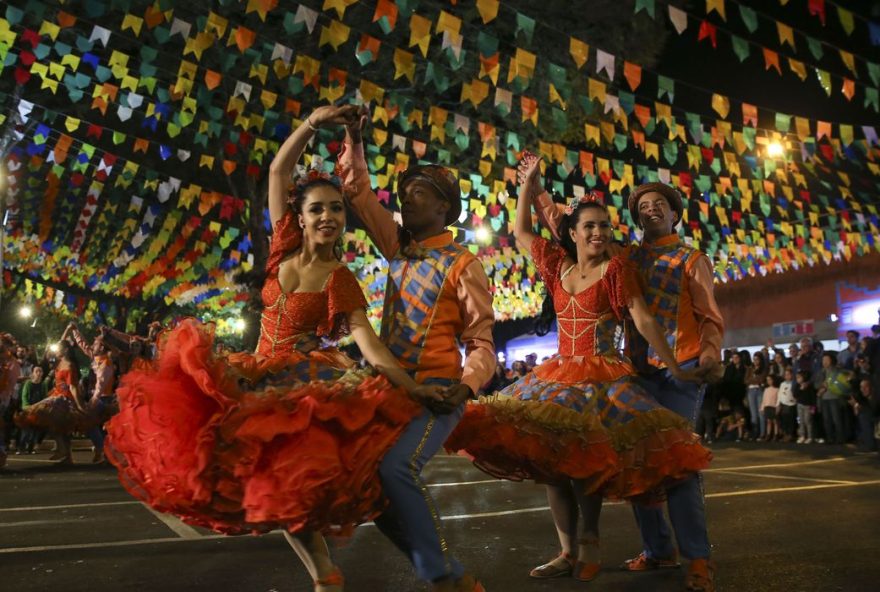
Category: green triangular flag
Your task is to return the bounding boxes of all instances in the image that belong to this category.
[738,5,758,33]
[864,87,879,112]
[515,13,536,45]
[731,35,750,62]
[837,7,855,36]
[634,0,655,18]
[657,75,675,102]
[867,62,880,87]
[775,112,792,133]
[806,36,824,61]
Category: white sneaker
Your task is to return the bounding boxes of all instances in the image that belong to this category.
[796,437,805,444]
[805,438,814,444]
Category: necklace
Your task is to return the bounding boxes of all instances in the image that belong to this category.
[576,260,608,279]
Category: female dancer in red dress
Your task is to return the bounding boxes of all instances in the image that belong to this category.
[15,334,84,464]
[105,105,441,592]
[446,154,711,583]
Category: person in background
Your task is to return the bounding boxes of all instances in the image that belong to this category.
[524,352,538,371]
[485,362,513,393]
[838,331,861,371]
[720,351,748,425]
[510,361,529,380]
[787,344,799,366]
[817,353,852,445]
[851,379,877,453]
[793,370,817,444]
[770,351,787,378]
[745,351,768,440]
[714,409,745,442]
[776,368,798,442]
[761,374,780,442]
[17,366,48,454]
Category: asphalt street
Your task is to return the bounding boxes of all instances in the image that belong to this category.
[1,442,878,592]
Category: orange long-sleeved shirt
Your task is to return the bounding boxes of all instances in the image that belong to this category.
[338,139,496,393]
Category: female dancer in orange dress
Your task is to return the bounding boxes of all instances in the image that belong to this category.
[105,105,441,592]
[446,154,711,583]
[14,335,84,464]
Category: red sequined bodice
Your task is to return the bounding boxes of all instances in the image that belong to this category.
[257,213,367,359]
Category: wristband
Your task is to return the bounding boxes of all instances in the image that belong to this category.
[306,118,319,132]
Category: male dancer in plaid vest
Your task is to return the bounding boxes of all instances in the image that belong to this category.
[338,117,494,592]
[533,182,723,592]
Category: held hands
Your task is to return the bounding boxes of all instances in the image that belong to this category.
[307,104,363,130]
[343,104,370,143]
[428,383,474,415]
[696,359,725,384]
[409,384,445,406]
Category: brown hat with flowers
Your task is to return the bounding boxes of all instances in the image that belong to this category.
[398,164,461,226]
[628,182,684,227]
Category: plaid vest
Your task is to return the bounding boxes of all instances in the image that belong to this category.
[626,239,696,370]
[380,241,471,375]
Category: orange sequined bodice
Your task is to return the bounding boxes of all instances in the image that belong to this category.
[532,237,639,360]
[257,213,368,359]
[50,366,78,398]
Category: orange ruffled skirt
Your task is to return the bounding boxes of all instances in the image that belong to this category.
[14,394,97,434]
[446,354,711,500]
[105,320,420,536]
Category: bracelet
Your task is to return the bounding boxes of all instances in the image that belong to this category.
[306,118,319,132]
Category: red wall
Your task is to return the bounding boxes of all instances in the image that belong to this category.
[714,252,880,330]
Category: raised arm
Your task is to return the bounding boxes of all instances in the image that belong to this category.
[66,323,94,360]
[338,112,401,259]
[513,154,543,252]
[347,308,443,405]
[268,105,362,227]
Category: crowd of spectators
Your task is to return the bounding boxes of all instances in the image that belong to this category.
[699,326,880,454]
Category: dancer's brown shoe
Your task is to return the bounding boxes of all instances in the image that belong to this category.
[573,537,601,582]
[529,552,574,578]
[620,551,681,571]
[685,558,715,592]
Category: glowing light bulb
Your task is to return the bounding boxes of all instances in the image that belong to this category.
[767,142,785,158]
[19,305,33,319]
[233,318,246,332]
[475,226,492,244]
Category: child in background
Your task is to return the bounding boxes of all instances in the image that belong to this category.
[714,409,746,442]
[794,370,817,444]
[777,367,798,442]
[761,374,781,442]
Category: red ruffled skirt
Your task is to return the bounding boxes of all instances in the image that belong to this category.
[105,320,421,536]
[446,354,712,500]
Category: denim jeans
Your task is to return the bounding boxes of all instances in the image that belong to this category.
[747,386,765,438]
[372,378,465,582]
[632,360,711,560]
[796,404,815,440]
